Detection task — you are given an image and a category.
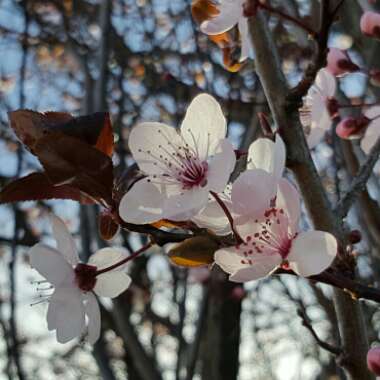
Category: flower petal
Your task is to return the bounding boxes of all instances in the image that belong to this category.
[47,287,85,343]
[229,255,282,282]
[200,0,243,35]
[180,94,227,158]
[88,247,128,271]
[50,214,79,266]
[247,136,286,180]
[29,244,74,287]
[192,198,231,235]
[238,18,251,61]
[231,169,277,218]
[83,292,101,344]
[361,121,380,154]
[315,69,336,97]
[128,122,181,175]
[94,272,132,298]
[276,178,300,234]
[214,247,246,274]
[206,139,236,192]
[119,178,165,224]
[364,105,380,120]
[287,231,337,277]
[307,127,326,148]
[163,187,209,221]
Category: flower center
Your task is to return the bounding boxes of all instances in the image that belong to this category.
[176,159,208,189]
[236,207,295,263]
[74,263,97,292]
[139,128,210,190]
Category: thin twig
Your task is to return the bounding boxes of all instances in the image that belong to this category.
[210,191,243,244]
[258,2,317,37]
[297,307,343,355]
[337,136,380,218]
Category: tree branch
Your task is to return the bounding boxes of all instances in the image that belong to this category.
[297,307,343,356]
[337,136,380,218]
[248,9,372,379]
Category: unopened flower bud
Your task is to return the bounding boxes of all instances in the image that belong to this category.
[243,0,258,17]
[230,285,246,301]
[336,116,370,140]
[367,347,380,376]
[326,98,340,120]
[370,69,380,87]
[326,48,359,77]
[360,11,380,40]
[348,230,362,244]
[99,210,119,240]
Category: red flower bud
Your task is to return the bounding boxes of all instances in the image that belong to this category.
[230,285,246,301]
[243,0,258,17]
[326,98,340,120]
[367,347,380,376]
[348,230,362,244]
[336,116,370,140]
[360,11,380,40]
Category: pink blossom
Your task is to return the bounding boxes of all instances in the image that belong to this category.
[119,94,236,224]
[367,347,380,376]
[326,48,359,77]
[299,69,338,148]
[215,179,337,282]
[30,215,132,344]
[360,106,380,154]
[360,11,380,39]
[336,116,370,140]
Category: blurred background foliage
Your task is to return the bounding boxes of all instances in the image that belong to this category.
[0,0,380,379]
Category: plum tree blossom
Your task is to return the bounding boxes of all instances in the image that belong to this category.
[119,94,236,224]
[192,135,286,234]
[367,347,380,376]
[360,11,380,39]
[326,47,359,77]
[360,106,380,154]
[299,69,338,147]
[199,0,252,62]
[215,179,337,282]
[29,215,132,344]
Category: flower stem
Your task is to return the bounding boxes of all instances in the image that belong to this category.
[257,2,317,38]
[95,242,153,276]
[209,191,244,244]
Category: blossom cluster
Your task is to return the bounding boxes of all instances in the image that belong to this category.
[119,94,337,281]
[299,11,380,153]
[29,94,337,345]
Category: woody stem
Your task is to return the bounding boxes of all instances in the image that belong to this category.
[209,191,244,244]
[95,242,153,276]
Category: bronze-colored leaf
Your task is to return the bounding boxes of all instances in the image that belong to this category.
[0,172,93,204]
[8,110,114,156]
[34,132,114,205]
[98,210,119,240]
[168,235,219,267]
[8,110,72,154]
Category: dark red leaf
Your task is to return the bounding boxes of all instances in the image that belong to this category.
[34,132,114,205]
[8,110,114,156]
[0,172,94,204]
[8,110,72,154]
